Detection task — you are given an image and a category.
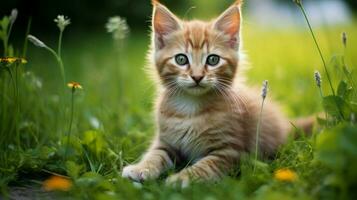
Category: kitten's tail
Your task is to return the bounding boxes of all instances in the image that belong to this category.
[291,116,316,137]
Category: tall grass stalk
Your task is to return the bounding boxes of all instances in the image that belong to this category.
[253,80,268,173]
[22,18,32,58]
[2,9,18,57]
[294,1,344,120]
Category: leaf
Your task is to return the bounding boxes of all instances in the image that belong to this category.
[59,135,83,159]
[322,95,351,120]
[76,172,114,191]
[82,130,107,156]
[337,81,347,98]
[0,16,9,32]
[0,30,5,40]
[342,65,352,77]
[66,161,84,179]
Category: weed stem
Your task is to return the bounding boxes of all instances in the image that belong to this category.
[58,30,63,58]
[44,46,66,85]
[253,98,265,173]
[65,88,75,159]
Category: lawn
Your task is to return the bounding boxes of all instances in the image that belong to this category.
[1,5,357,200]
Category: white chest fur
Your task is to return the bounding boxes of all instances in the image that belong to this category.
[158,94,226,159]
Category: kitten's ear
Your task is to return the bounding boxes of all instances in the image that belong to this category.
[213,1,242,49]
[152,0,181,49]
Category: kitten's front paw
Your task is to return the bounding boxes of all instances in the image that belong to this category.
[166,173,190,188]
[122,165,157,182]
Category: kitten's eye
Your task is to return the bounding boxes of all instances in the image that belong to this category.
[175,54,189,66]
[206,54,220,66]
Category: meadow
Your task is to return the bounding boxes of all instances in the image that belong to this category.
[1,1,357,199]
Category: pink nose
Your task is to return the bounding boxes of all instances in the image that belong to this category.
[191,76,204,84]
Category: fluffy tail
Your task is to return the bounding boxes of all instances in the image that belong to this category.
[291,116,316,137]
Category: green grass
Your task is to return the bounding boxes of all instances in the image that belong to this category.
[1,11,357,200]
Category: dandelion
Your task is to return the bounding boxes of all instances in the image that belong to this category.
[27,35,47,48]
[342,32,347,48]
[54,15,71,32]
[254,80,268,173]
[67,81,83,90]
[43,175,72,191]
[106,16,129,40]
[0,57,27,66]
[0,57,17,64]
[314,70,321,88]
[274,168,297,182]
[9,9,18,25]
[65,81,82,159]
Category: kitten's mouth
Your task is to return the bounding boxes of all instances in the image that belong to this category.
[188,84,205,89]
[183,84,211,96]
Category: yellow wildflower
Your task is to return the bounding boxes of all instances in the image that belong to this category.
[67,81,83,89]
[0,57,27,64]
[274,168,297,182]
[43,175,72,191]
[20,58,28,64]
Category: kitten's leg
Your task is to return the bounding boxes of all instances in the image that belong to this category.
[166,149,239,187]
[122,140,175,182]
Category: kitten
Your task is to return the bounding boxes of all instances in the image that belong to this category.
[122,0,312,187]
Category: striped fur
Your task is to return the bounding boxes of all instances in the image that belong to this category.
[122,1,290,187]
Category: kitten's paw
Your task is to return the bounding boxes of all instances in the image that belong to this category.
[122,165,156,182]
[165,173,190,188]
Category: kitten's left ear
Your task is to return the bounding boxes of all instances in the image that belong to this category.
[213,1,242,49]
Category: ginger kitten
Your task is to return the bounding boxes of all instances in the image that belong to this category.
[122,0,300,186]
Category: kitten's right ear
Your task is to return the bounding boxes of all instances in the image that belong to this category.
[213,1,242,49]
[152,0,181,49]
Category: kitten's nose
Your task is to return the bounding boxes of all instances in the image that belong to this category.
[191,76,204,84]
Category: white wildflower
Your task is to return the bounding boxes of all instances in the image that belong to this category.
[27,35,47,48]
[106,16,129,40]
[54,15,71,32]
[89,116,100,129]
[9,9,18,25]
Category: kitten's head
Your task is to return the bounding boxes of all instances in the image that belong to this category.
[150,0,242,96]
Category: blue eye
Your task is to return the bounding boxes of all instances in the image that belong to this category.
[206,54,220,66]
[175,54,189,66]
